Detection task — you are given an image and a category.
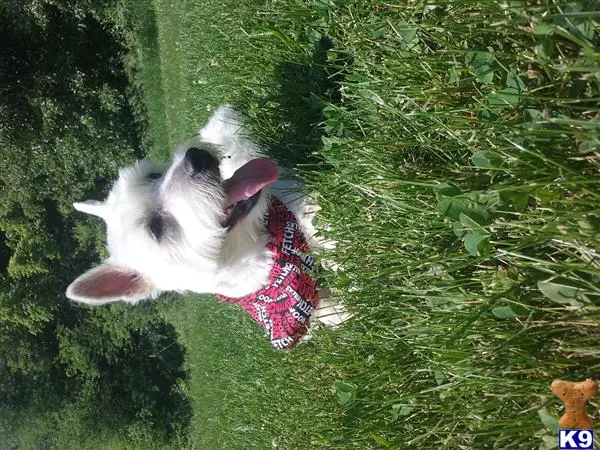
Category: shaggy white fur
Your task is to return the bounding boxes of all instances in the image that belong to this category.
[66,106,349,330]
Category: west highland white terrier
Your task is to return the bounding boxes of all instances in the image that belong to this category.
[66,105,349,349]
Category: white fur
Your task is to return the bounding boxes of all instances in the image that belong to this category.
[66,106,350,329]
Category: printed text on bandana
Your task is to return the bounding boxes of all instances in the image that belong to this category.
[218,198,319,349]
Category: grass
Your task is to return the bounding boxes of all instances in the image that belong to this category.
[124,0,600,448]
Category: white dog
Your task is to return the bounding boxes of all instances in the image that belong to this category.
[66,106,349,349]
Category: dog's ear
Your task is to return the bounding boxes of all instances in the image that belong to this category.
[66,264,154,304]
[73,200,108,219]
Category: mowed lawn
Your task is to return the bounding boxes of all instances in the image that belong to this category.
[131,0,600,448]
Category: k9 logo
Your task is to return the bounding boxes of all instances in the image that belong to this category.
[558,429,594,450]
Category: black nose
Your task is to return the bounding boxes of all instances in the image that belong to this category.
[184,147,216,174]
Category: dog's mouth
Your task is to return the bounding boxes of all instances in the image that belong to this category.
[222,190,263,230]
[221,158,278,230]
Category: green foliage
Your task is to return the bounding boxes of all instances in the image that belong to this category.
[4,0,599,448]
[0,1,191,448]
[143,0,600,448]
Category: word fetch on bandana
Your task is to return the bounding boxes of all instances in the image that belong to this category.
[218,197,319,349]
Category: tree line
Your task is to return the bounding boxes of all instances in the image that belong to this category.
[0,1,191,446]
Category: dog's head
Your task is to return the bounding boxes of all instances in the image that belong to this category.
[66,143,278,304]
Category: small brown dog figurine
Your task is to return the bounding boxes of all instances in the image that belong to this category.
[551,379,598,429]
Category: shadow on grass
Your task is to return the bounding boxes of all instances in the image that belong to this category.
[244,36,349,168]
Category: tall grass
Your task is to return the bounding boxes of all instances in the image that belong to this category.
[129,0,600,448]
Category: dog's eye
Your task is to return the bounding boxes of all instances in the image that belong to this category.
[148,215,164,240]
[148,172,162,180]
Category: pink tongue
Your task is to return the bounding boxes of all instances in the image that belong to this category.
[225,158,278,207]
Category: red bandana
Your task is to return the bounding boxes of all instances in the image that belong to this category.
[218,197,319,349]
